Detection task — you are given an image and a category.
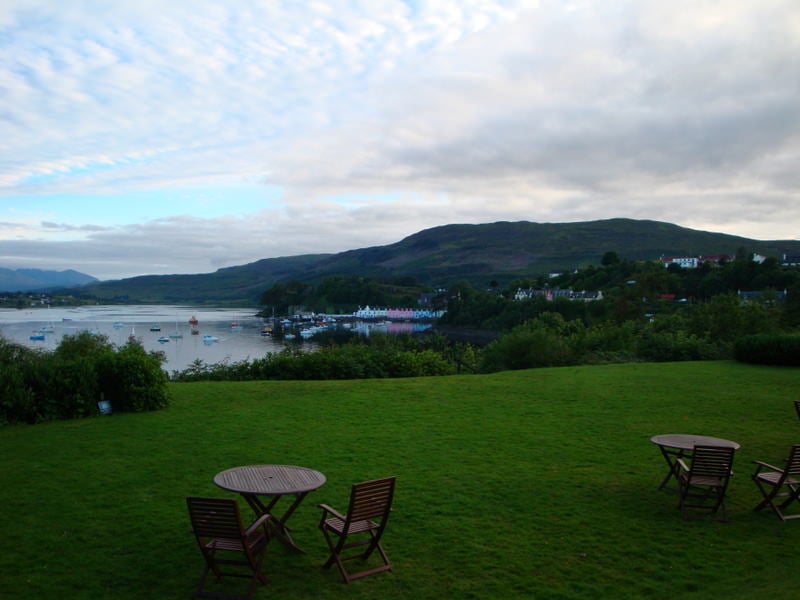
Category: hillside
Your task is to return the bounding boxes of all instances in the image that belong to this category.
[73,218,800,304]
[0,268,97,293]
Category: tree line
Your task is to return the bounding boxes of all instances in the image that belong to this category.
[3,250,798,425]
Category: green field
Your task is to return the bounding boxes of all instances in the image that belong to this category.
[1,361,799,599]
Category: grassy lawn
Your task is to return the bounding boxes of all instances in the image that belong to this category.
[1,361,799,599]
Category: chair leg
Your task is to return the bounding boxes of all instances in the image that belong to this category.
[320,528,392,583]
[752,480,800,520]
[679,484,728,520]
[753,480,781,514]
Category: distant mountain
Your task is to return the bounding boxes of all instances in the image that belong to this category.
[0,268,98,293]
[75,218,800,304]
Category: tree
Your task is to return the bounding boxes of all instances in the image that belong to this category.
[601,251,620,266]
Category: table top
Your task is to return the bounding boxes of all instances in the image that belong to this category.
[650,434,741,451]
[214,464,326,496]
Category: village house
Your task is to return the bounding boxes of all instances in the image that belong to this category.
[782,254,800,266]
[659,254,732,269]
[353,306,445,320]
[513,288,603,302]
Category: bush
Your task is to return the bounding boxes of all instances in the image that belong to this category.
[480,328,575,372]
[98,342,170,412]
[174,340,458,381]
[636,330,719,362]
[0,333,169,426]
[734,333,800,366]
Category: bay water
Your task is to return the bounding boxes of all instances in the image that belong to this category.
[0,305,289,373]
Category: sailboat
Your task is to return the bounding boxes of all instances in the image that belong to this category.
[169,314,183,339]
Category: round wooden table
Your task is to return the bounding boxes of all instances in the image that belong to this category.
[650,434,740,490]
[214,464,326,552]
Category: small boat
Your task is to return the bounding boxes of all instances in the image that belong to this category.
[191,329,200,335]
[128,327,138,342]
[261,326,273,337]
[149,325,161,332]
[230,321,243,331]
[157,336,170,343]
[29,333,46,341]
[189,316,199,326]
[202,334,219,343]
[112,322,125,329]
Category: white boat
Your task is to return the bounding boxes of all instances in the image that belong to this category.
[202,334,219,343]
[157,336,170,343]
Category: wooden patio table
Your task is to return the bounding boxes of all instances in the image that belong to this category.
[214,464,326,553]
[650,434,740,490]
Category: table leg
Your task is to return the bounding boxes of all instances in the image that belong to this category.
[241,492,310,553]
[657,446,687,490]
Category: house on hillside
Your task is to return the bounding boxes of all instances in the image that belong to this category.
[661,256,699,269]
[660,254,732,269]
[782,254,800,266]
[738,289,788,303]
[514,288,603,302]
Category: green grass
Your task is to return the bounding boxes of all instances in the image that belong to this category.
[2,361,799,599]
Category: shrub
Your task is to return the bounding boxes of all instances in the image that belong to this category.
[0,333,169,426]
[480,327,575,372]
[636,330,719,362]
[734,333,800,366]
[0,339,40,424]
[98,342,170,412]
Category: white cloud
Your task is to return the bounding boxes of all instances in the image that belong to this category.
[0,0,798,279]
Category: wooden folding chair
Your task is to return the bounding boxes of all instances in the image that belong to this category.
[677,445,735,521]
[318,477,396,583]
[752,444,800,521]
[186,497,271,599]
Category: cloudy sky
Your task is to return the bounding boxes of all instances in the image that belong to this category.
[2,1,799,280]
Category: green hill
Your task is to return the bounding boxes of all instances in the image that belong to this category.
[74,218,800,304]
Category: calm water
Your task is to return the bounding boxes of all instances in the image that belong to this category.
[0,305,291,373]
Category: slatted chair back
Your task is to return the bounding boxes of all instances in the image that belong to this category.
[752,444,800,521]
[688,445,736,481]
[678,445,735,521]
[342,477,396,534]
[795,400,800,421]
[188,497,246,544]
[786,445,800,478]
[186,496,270,599]
[318,477,396,583]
